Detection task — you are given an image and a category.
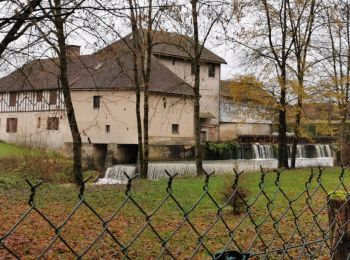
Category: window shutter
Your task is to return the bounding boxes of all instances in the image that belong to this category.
[54,117,59,130]
[13,118,17,132]
[6,118,9,132]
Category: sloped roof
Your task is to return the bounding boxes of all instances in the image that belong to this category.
[98,30,226,64]
[220,79,275,106]
[151,31,226,64]
[286,103,341,122]
[0,51,194,96]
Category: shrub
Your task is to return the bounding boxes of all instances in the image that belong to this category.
[221,176,249,215]
[207,141,236,155]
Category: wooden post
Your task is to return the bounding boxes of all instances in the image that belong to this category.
[328,192,350,260]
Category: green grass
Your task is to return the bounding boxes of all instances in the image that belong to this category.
[1,166,349,259]
[0,141,40,158]
[0,142,349,258]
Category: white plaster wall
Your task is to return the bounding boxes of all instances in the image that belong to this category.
[220,123,272,141]
[0,90,194,149]
[0,110,71,148]
[157,57,220,125]
[220,99,273,124]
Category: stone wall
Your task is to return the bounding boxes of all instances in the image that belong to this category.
[219,122,272,141]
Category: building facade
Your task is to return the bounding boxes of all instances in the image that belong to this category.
[0,31,226,167]
[219,79,275,141]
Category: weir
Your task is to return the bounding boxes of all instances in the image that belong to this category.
[97,143,334,184]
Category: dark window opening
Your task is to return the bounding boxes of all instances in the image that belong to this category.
[208,63,216,77]
[49,91,57,105]
[9,93,16,106]
[191,62,196,75]
[37,117,41,128]
[93,95,101,109]
[172,124,179,134]
[37,91,43,102]
[172,58,176,65]
[47,117,59,130]
[163,97,167,108]
[106,125,110,133]
[6,118,17,133]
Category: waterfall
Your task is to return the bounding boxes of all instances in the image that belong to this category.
[96,144,334,185]
[252,144,260,159]
[252,144,274,159]
[95,165,136,184]
[315,144,332,158]
[325,144,332,157]
[288,144,306,158]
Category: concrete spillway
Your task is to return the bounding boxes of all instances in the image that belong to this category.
[96,144,334,184]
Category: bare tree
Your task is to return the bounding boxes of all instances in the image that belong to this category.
[164,0,228,175]
[288,0,319,168]
[52,0,83,184]
[0,0,43,57]
[230,0,295,168]
[317,1,350,164]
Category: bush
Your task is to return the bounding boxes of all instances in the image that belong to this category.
[207,141,236,155]
[221,176,249,215]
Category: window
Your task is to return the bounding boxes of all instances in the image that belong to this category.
[106,125,110,133]
[172,58,176,65]
[191,62,196,75]
[37,117,41,128]
[208,63,216,77]
[93,96,101,109]
[37,91,43,102]
[49,91,57,105]
[9,93,16,106]
[47,117,59,130]
[172,124,179,134]
[163,97,167,109]
[6,118,17,133]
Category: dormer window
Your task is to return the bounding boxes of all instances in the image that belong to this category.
[208,63,216,77]
[9,93,16,106]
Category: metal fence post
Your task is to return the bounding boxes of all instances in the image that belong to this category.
[328,192,350,260]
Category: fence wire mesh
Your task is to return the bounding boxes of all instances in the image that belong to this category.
[0,166,350,259]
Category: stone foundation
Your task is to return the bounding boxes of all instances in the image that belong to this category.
[63,142,195,170]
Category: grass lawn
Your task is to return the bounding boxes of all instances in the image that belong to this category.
[0,141,40,158]
[0,142,349,259]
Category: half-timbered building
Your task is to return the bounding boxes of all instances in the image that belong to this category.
[0,31,226,167]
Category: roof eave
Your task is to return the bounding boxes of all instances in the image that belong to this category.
[153,52,227,64]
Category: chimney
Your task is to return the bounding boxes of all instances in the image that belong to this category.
[66,45,81,56]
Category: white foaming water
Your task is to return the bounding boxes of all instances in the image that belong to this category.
[95,165,136,185]
[252,144,274,159]
[96,159,278,184]
[96,144,334,184]
[315,144,332,158]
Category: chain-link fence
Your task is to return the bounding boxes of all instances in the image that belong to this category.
[1,167,350,259]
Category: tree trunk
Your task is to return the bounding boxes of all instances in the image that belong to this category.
[339,107,348,165]
[278,74,289,169]
[141,0,153,179]
[191,0,203,176]
[328,196,350,259]
[128,0,144,176]
[291,97,302,169]
[53,0,82,185]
